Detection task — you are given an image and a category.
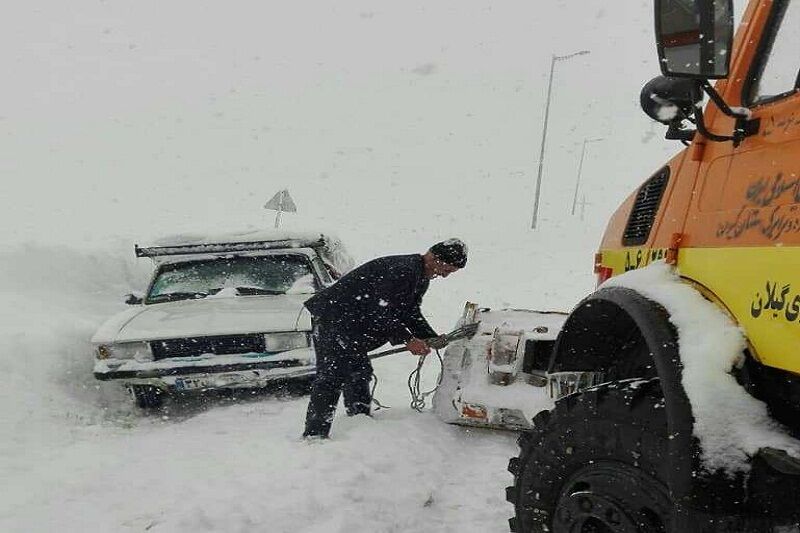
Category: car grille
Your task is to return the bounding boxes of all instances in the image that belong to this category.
[150,334,266,361]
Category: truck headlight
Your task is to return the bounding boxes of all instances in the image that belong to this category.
[264,332,310,352]
[95,342,152,360]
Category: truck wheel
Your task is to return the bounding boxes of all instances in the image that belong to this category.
[507,378,672,533]
[130,385,165,409]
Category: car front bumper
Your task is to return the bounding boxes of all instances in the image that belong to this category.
[94,348,316,391]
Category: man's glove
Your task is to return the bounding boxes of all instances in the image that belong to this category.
[406,338,431,356]
[427,335,449,350]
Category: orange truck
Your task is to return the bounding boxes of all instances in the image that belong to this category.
[506,1,800,531]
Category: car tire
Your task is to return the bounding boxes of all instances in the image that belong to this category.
[506,378,673,533]
[293,376,315,395]
[130,385,165,409]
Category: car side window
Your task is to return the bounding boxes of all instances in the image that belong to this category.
[312,256,333,285]
[749,0,800,105]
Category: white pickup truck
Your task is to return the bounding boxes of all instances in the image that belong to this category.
[92,231,352,408]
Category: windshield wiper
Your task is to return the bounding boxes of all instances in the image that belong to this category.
[233,286,284,296]
[203,286,283,296]
[147,291,208,303]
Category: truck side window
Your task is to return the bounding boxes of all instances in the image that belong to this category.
[749,0,800,105]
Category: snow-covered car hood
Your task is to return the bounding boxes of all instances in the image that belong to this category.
[92,294,312,344]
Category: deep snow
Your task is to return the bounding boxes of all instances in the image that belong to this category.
[0,1,766,531]
[0,241,569,533]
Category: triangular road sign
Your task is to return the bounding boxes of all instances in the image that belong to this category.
[264,189,297,212]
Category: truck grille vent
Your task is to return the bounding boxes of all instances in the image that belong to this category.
[150,334,265,360]
[622,166,670,246]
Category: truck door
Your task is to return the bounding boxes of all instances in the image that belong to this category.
[681,0,800,371]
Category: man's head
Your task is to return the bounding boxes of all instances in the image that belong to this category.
[423,238,467,279]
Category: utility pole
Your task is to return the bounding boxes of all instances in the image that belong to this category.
[531,49,591,230]
[571,137,604,216]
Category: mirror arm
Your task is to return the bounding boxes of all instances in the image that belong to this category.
[694,106,736,143]
[698,80,760,146]
[699,80,750,119]
[665,122,696,142]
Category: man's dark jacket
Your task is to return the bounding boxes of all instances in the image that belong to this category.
[304,254,437,352]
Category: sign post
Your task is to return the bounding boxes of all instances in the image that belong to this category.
[264,189,297,228]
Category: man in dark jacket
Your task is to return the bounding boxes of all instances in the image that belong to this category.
[302,238,467,439]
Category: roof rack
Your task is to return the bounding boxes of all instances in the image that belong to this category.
[134,237,326,258]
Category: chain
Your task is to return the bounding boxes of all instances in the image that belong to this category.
[369,348,444,413]
[370,373,391,411]
[368,321,476,412]
[407,349,444,412]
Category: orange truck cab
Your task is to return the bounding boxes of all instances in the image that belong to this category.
[507,1,800,532]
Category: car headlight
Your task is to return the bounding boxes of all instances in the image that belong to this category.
[96,345,112,359]
[264,332,310,353]
[95,342,152,360]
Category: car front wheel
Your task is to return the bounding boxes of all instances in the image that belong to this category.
[130,385,165,409]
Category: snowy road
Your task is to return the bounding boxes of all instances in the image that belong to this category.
[4,357,519,533]
[0,245,524,533]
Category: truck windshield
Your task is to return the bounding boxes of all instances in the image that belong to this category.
[147,254,317,303]
[750,0,800,104]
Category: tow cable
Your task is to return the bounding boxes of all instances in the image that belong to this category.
[368,322,479,412]
[407,349,444,412]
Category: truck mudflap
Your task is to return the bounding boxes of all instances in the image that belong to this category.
[672,502,800,532]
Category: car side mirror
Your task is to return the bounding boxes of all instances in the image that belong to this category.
[655,0,734,79]
[125,293,144,305]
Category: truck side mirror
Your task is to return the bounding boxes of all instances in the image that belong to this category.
[640,76,703,124]
[641,73,758,145]
[641,76,702,142]
[655,0,734,79]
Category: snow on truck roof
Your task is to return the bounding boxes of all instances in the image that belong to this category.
[136,229,355,276]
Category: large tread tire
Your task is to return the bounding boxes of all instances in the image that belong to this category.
[507,378,672,533]
[131,385,165,409]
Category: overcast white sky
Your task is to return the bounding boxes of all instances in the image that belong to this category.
[0,0,686,249]
[2,0,721,315]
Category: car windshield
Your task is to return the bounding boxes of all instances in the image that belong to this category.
[147,254,317,303]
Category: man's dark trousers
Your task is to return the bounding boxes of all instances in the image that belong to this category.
[303,318,373,438]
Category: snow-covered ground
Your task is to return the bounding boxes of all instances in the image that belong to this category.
[0,241,585,533]
[5,241,797,532]
[1,1,752,531]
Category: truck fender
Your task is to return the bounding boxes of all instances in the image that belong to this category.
[549,286,698,508]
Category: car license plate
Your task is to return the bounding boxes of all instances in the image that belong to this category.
[173,376,211,391]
